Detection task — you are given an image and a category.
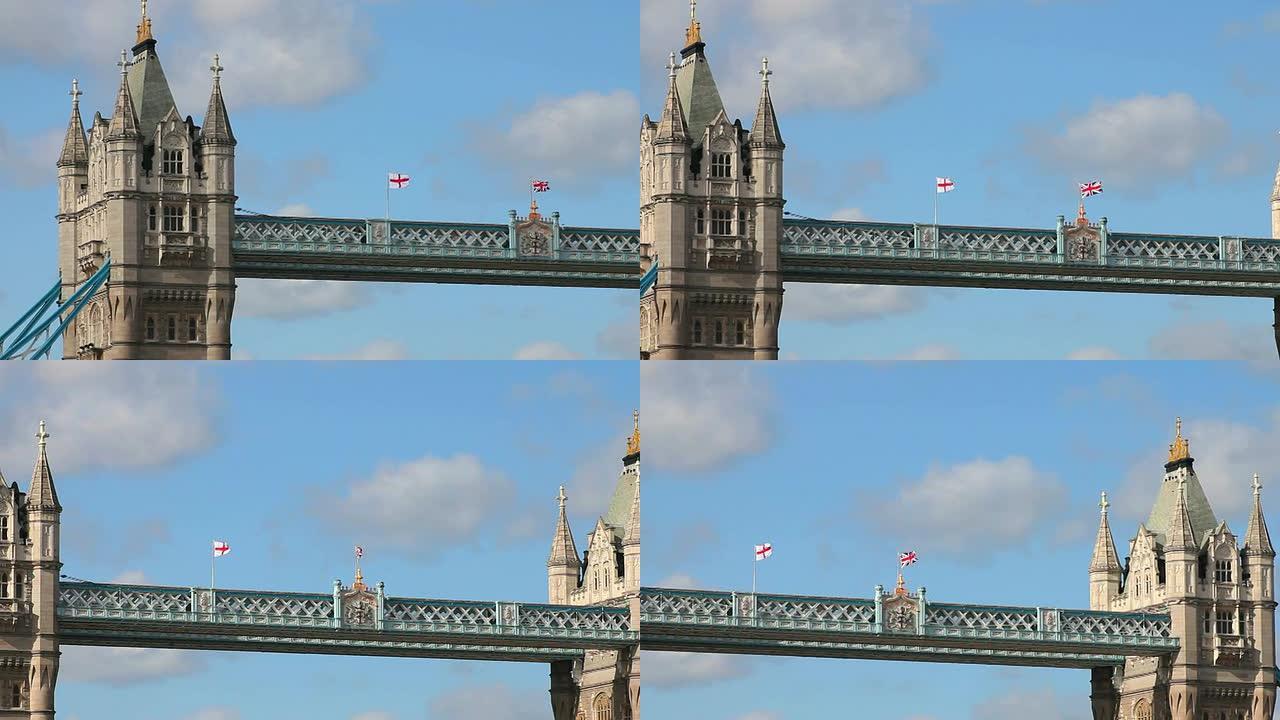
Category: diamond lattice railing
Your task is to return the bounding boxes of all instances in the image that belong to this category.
[56,582,635,659]
[639,587,1179,665]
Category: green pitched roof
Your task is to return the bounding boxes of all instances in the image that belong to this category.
[675,49,727,146]
[1143,464,1217,547]
[601,461,637,541]
[127,43,179,140]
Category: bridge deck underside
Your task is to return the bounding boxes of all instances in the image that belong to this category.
[58,616,631,663]
[640,621,1170,669]
[233,252,638,289]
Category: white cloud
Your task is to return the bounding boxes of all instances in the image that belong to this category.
[644,0,931,114]
[0,125,64,189]
[1028,93,1228,191]
[111,569,149,584]
[642,651,752,688]
[1114,411,1280,523]
[641,363,774,473]
[656,573,701,588]
[897,344,961,361]
[304,339,411,361]
[1067,346,1122,360]
[310,454,514,552]
[831,208,868,221]
[478,90,639,182]
[274,203,315,217]
[1147,319,1277,369]
[0,365,218,474]
[784,284,927,324]
[972,688,1078,720]
[428,684,546,720]
[61,646,204,686]
[236,279,373,320]
[568,421,636,514]
[865,457,1067,558]
[596,318,638,359]
[181,708,241,720]
[0,1,375,111]
[514,341,582,361]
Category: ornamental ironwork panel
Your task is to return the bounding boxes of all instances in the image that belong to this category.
[640,589,735,620]
[782,222,915,255]
[1108,233,1219,263]
[236,217,368,246]
[390,223,509,253]
[937,228,1056,256]
[1242,240,1280,264]
[518,605,631,633]
[383,599,498,626]
[926,604,1039,633]
[60,583,191,614]
[560,228,641,255]
[215,591,333,620]
[755,595,876,627]
[1059,610,1172,638]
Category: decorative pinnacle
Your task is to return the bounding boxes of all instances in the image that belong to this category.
[760,57,772,88]
[210,53,224,83]
[685,0,702,46]
[36,421,48,449]
[668,52,677,80]
[70,79,82,109]
[626,409,640,456]
[557,485,567,510]
[118,50,129,76]
[136,0,154,45]
[1254,473,1263,498]
[1099,491,1109,517]
[1168,416,1190,463]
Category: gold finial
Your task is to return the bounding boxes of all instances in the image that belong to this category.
[528,199,541,221]
[1075,201,1089,227]
[894,571,907,596]
[1168,416,1190,463]
[626,410,640,456]
[136,0,154,45]
[685,0,702,46]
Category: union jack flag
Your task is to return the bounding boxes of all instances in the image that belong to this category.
[1079,181,1103,198]
[355,545,363,559]
[532,180,551,192]
[899,550,917,568]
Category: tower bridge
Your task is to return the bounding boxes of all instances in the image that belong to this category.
[0,414,643,720]
[644,419,1276,720]
[639,3,1280,360]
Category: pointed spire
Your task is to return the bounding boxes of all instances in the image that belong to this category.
[107,51,141,140]
[58,79,89,168]
[1167,477,1197,551]
[626,410,640,457]
[1168,416,1191,465]
[655,53,690,143]
[136,0,154,46]
[547,486,581,568]
[29,421,60,513]
[1090,491,1122,572]
[1245,473,1275,556]
[202,53,236,145]
[748,56,784,149]
[685,0,702,47]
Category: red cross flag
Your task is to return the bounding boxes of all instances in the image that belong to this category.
[936,177,956,194]
[899,550,918,568]
[355,545,364,559]
[532,180,551,193]
[388,173,411,190]
[1080,180,1103,198]
[213,540,231,558]
[755,543,773,561]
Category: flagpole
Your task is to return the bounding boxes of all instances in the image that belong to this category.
[210,549,215,593]
[385,171,391,227]
[752,553,757,596]
[933,181,938,230]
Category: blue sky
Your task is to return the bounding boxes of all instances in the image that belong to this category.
[0,0,637,360]
[0,362,637,720]
[642,0,1280,362]
[641,361,1280,720]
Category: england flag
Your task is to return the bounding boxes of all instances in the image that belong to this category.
[213,540,231,558]
[388,173,411,190]
[755,543,773,561]
[936,177,956,194]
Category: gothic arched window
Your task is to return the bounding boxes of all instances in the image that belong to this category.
[593,693,612,720]
[1133,698,1152,720]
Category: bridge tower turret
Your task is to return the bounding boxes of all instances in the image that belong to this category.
[1092,419,1277,720]
[640,2,785,360]
[546,413,641,720]
[59,2,237,360]
[0,424,63,718]
[1089,492,1122,610]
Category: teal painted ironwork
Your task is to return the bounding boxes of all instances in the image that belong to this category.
[639,587,1178,668]
[57,582,635,662]
[1,260,111,360]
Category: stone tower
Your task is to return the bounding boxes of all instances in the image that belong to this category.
[57,3,236,360]
[1089,419,1276,720]
[547,413,641,720]
[0,423,63,719]
[640,1,785,360]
